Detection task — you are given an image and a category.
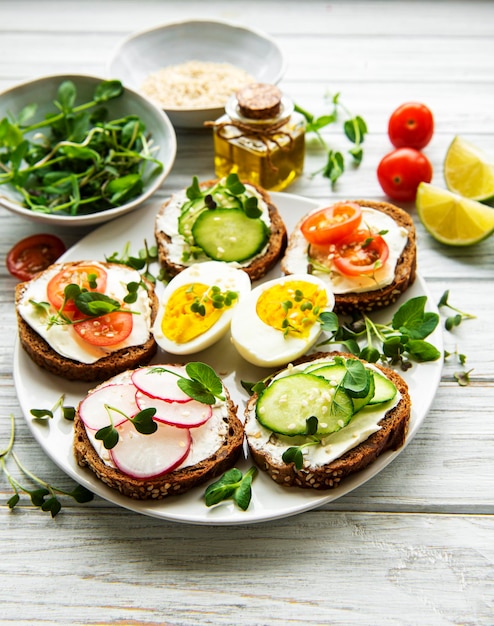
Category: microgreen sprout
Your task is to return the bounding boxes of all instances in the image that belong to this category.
[282,416,321,470]
[438,290,476,330]
[95,405,158,450]
[1,414,93,517]
[188,284,239,317]
[204,466,258,510]
[318,296,441,370]
[184,173,261,219]
[444,346,473,387]
[0,79,163,216]
[30,394,75,422]
[106,239,167,284]
[295,91,368,186]
[149,362,225,405]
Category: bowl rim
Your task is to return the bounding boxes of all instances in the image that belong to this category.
[0,72,177,226]
[106,18,287,114]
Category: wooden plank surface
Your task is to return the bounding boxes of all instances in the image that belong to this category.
[1,1,493,625]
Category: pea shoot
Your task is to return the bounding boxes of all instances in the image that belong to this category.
[0,79,163,216]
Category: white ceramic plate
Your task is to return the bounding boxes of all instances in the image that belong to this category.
[14,192,443,525]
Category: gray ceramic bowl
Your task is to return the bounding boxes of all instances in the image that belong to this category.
[0,73,176,226]
[107,19,286,129]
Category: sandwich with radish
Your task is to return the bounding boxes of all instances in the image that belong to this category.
[73,362,244,500]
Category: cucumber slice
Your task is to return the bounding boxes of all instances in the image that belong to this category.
[369,371,397,404]
[308,363,375,413]
[191,208,269,262]
[256,373,354,437]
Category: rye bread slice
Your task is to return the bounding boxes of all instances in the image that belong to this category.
[244,351,411,490]
[15,261,158,382]
[155,179,287,281]
[73,377,244,500]
[281,199,417,314]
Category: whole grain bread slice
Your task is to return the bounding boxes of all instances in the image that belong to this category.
[245,351,411,490]
[155,179,287,281]
[73,379,244,500]
[281,199,417,314]
[15,261,158,382]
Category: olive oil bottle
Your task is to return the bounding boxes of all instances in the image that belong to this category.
[209,83,305,192]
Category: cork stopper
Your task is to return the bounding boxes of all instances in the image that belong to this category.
[236,83,282,120]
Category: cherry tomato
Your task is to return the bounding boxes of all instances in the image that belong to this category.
[73,311,133,347]
[47,264,108,313]
[333,230,389,276]
[377,148,433,202]
[388,102,434,150]
[6,234,66,281]
[300,202,362,245]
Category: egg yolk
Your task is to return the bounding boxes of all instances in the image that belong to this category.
[161,283,228,344]
[256,280,328,339]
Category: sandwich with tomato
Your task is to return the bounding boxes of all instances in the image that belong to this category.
[15,260,158,381]
[281,200,416,313]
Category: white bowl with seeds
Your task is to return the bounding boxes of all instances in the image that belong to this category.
[107,19,286,129]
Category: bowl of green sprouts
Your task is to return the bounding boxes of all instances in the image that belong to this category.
[0,74,176,226]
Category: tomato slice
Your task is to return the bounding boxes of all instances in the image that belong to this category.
[300,202,362,245]
[333,230,390,276]
[47,264,108,313]
[73,311,133,347]
[6,234,66,281]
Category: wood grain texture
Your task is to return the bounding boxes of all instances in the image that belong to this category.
[1,1,493,625]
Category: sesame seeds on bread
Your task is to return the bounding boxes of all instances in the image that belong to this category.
[281,199,417,314]
[244,351,411,491]
[155,178,287,281]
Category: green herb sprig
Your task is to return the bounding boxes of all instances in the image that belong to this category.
[95,406,158,450]
[1,414,93,517]
[318,296,441,370]
[149,362,225,405]
[204,466,258,510]
[295,92,368,186]
[30,394,75,422]
[438,289,476,330]
[186,173,262,218]
[0,79,163,216]
[106,239,168,284]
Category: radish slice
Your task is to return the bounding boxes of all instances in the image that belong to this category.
[131,366,191,402]
[110,420,191,479]
[135,390,212,428]
[78,383,139,431]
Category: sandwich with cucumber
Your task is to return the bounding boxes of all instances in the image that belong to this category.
[244,351,411,490]
[154,174,287,281]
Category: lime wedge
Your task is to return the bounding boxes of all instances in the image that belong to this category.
[444,136,494,201]
[416,182,494,246]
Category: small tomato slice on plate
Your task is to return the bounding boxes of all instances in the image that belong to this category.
[73,311,133,347]
[377,148,433,202]
[47,264,108,312]
[6,233,66,281]
[300,202,362,244]
[333,230,389,276]
[388,102,434,150]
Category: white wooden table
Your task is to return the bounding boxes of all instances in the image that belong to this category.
[1,2,493,624]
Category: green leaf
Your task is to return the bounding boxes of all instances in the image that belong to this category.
[131,408,158,435]
[0,117,24,149]
[342,359,371,398]
[30,408,53,420]
[233,468,257,511]
[392,296,427,331]
[41,496,62,517]
[69,485,94,503]
[94,80,123,103]
[184,362,224,401]
[95,424,119,449]
[358,346,381,363]
[322,150,345,185]
[318,311,340,333]
[282,446,304,470]
[30,488,49,506]
[7,493,20,509]
[74,291,121,316]
[57,80,77,112]
[186,176,203,200]
[106,173,143,204]
[225,172,245,195]
[405,339,441,362]
[204,468,243,506]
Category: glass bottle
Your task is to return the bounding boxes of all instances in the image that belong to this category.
[209,83,305,192]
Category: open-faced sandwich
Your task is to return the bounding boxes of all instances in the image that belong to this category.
[73,363,244,500]
[281,200,417,314]
[15,260,158,382]
[155,174,287,281]
[244,351,411,490]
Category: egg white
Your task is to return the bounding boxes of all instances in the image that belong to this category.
[152,261,251,355]
[230,273,335,368]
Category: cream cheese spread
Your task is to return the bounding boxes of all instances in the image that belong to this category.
[17,262,152,364]
[283,206,408,294]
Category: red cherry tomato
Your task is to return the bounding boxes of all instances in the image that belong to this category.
[377,148,433,202]
[47,264,108,313]
[333,230,389,276]
[6,234,66,281]
[300,202,362,245]
[73,311,133,347]
[388,102,434,150]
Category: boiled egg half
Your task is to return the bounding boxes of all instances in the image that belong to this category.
[152,261,251,355]
[230,274,335,367]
